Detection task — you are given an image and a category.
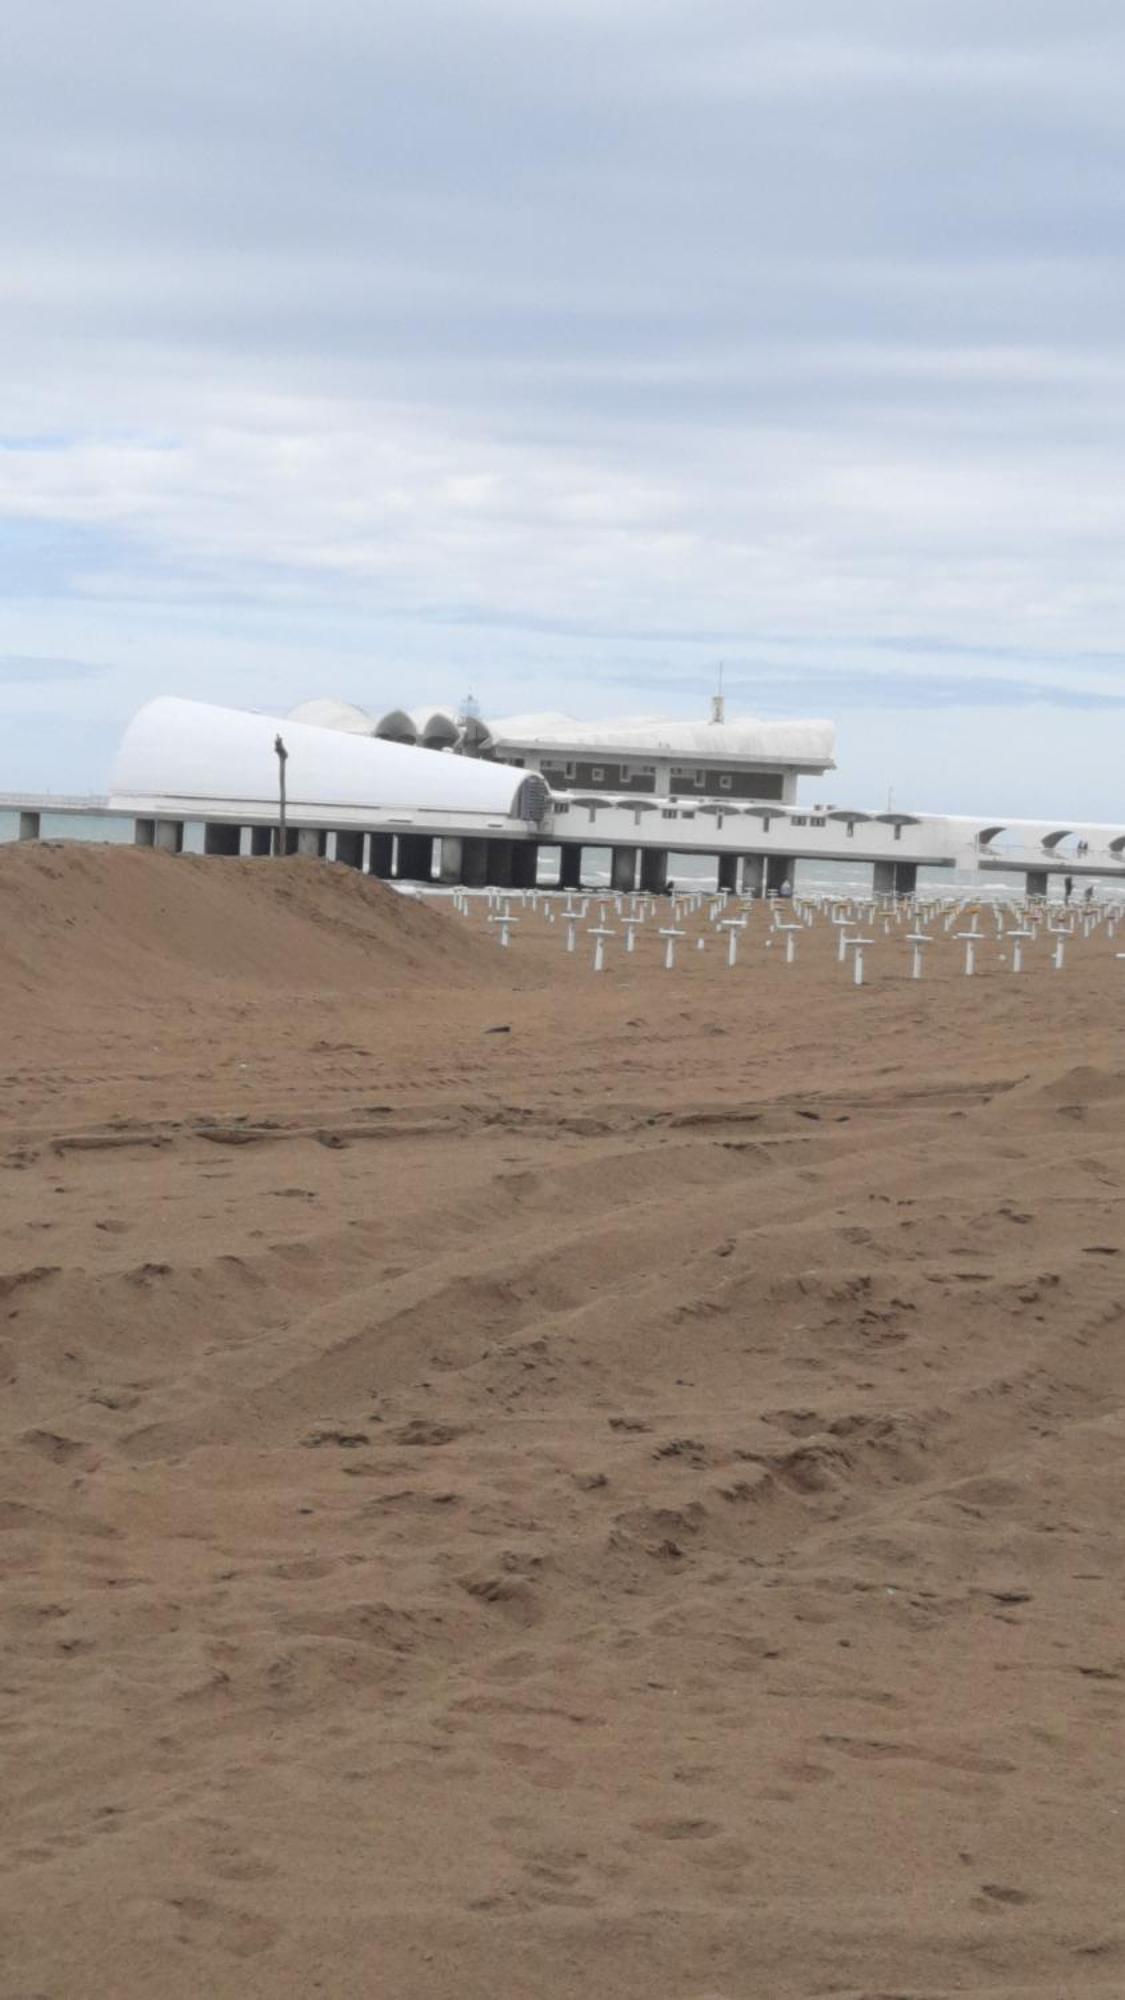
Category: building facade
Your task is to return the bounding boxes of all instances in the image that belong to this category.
[486,710,835,807]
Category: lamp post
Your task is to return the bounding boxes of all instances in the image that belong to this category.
[274,734,288,857]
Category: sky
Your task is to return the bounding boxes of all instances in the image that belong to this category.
[3,0,1125,815]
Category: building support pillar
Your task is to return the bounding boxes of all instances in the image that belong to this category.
[1025,868,1049,899]
[611,845,638,894]
[295,827,326,860]
[395,833,434,881]
[18,810,41,842]
[873,859,918,897]
[558,843,583,891]
[741,854,765,898]
[334,830,365,869]
[639,847,669,894]
[437,836,463,883]
[512,843,539,889]
[152,818,183,854]
[204,821,242,856]
[484,840,515,888]
[460,838,488,889]
[368,832,395,879]
[766,854,795,895]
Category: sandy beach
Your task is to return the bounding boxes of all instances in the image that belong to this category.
[2,844,1123,1999]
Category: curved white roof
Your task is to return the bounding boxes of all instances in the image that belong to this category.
[491,711,836,768]
[110,698,545,818]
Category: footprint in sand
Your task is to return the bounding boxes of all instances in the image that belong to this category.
[491,1739,574,1789]
[976,1882,1038,1908]
[634,1817,722,1840]
[19,1429,95,1466]
[202,1844,280,1885]
[166,1893,281,1957]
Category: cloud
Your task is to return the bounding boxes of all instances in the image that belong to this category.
[2,0,1125,811]
[607,665,1125,713]
[0,654,108,684]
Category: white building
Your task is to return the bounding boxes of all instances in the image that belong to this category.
[487,709,835,807]
[51,691,1125,898]
[277,698,838,891]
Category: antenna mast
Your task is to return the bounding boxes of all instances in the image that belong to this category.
[710,661,725,725]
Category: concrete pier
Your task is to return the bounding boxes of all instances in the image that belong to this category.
[611,845,638,894]
[135,816,184,852]
[484,841,515,888]
[334,830,365,869]
[24,776,1125,902]
[873,859,918,897]
[459,837,489,888]
[395,833,434,881]
[640,847,669,894]
[741,854,765,898]
[203,822,242,856]
[368,832,395,878]
[559,844,584,891]
[512,843,539,890]
[437,836,463,883]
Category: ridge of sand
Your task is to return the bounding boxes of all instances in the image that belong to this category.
[0,844,495,1020]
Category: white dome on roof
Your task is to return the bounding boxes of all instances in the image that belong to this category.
[410,707,460,749]
[374,707,418,744]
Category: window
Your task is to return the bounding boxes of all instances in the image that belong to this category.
[791,815,807,827]
[693,770,705,787]
[591,766,605,782]
[718,774,732,791]
[564,762,575,779]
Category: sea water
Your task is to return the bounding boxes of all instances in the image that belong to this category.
[0,809,206,849]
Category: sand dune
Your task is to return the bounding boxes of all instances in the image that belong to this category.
[1,852,1123,1997]
[0,844,494,1024]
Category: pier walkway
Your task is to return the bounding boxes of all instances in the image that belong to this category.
[5,789,1125,898]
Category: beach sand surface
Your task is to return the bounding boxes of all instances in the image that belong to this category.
[1,846,1123,1998]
